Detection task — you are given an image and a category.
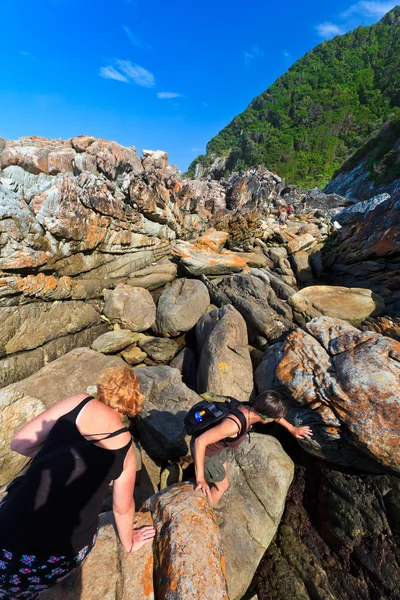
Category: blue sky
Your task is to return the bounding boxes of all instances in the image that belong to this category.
[0,0,397,171]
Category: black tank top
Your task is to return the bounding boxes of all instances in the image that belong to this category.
[0,396,130,557]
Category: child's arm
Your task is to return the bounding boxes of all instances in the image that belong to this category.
[275,418,312,439]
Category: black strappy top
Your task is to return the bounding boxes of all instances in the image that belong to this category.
[0,396,131,557]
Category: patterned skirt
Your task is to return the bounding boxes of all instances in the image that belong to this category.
[0,534,97,599]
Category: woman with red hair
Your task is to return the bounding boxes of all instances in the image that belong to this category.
[0,366,155,599]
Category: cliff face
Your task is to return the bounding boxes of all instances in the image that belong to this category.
[324,115,400,200]
[0,136,228,386]
[324,193,400,316]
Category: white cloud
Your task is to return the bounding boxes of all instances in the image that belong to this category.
[20,50,32,57]
[123,26,141,46]
[100,65,129,82]
[342,1,397,18]
[244,45,263,66]
[116,60,155,87]
[191,147,205,152]
[315,22,345,38]
[157,92,183,99]
[283,50,291,58]
[100,61,155,87]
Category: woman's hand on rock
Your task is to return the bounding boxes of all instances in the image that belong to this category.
[130,526,156,552]
[293,426,313,439]
[196,480,212,502]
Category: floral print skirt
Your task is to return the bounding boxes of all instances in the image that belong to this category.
[0,533,97,599]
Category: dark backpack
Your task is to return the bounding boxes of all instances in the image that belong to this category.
[184,393,248,441]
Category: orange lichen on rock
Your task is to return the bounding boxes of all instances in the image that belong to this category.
[144,482,228,600]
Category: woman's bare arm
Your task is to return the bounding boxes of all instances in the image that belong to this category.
[10,393,90,457]
[112,445,155,552]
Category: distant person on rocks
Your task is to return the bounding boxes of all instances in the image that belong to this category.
[301,193,310,212]
[279,208,288,227]
[193,391,312,507]
[287,204,294,218]
[0,366,155,599]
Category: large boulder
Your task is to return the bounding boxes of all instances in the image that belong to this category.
[155,278,210,337]
[255,316,400,472]
[134,366,202,460]
[103,285,156,332]
[289,285,385,326]
[218,433,294,599]
[143,483,228,600]
[0,348,123,484]
[203,273,294,348]
[196,305,254,401]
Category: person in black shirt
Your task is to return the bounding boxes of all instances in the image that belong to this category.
[0,366,155,599]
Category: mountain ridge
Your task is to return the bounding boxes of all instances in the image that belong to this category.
[188,6,400,188]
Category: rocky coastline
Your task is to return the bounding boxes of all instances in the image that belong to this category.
[0,135,399,599]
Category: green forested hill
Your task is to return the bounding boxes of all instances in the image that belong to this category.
[188,7,400,187]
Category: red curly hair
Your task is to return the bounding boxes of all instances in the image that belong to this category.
[97,365,143,417]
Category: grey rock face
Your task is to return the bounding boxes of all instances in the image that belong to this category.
[203,274,295,347]
[334,193,391,225]
[155,278,210,337]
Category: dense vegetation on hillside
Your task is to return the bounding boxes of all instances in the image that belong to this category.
[188,7,400,187]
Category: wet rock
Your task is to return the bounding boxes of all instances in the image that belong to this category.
[143,483,228,600]
[196,305,254,401]
[255,464,400,600]
[91,330,139,354]
[155,278,210,337]
[289,286,385,326]
[256,316,400,472]
[103,285,156,332]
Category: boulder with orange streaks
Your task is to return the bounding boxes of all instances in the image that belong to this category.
[143,482,228,600]
[255,316,400,472]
